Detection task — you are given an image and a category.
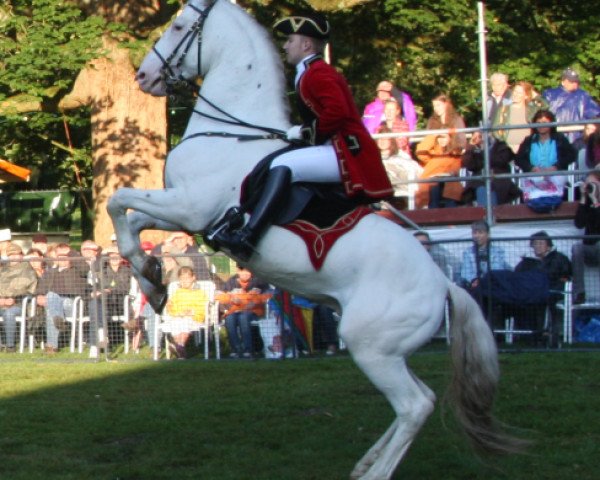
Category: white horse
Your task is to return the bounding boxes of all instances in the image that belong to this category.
[108,1,522,478]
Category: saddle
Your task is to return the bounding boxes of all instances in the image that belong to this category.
[240,147,371,228]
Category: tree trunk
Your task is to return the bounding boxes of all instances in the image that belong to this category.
[60,35,167,247]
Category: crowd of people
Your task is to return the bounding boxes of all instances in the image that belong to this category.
[363,68,600,210]
[0,229,340,359]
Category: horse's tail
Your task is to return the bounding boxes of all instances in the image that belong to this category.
[446,282,528,455]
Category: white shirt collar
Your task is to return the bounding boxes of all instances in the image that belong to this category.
[295,54,318,87]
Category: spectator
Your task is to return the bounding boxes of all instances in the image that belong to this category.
[378,99,411,155]
[542,67,600,143]
[515,109,577,204]
[571,170,600,304]
[0,244,37,352]
[415,133,463,208]
[493,80,548,153]
[376,124,422,200]
[312,304,339,355]
[426,93,467,151]
[160,241,194,286]
[25,248,47,344]
[217,266,270,358]
[583,124,600,169]
[163,266,209,359]
[38,243,87,354]
[362,80,418,133]
[167,231,212,281]
[413,231,461,282]
[125,240,158,353]
[89,246,131,352]
[461,131,520,206]
[31,234,49,255]
[487,72,512,123]
[0,228,12,259]
[459,220,510,294]
[512,231,572,344]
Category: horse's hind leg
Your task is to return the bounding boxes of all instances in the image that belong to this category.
[350,355,435,480]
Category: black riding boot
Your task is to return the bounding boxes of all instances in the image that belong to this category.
[213,166,291,261]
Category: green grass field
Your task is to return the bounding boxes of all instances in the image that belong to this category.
[0,350,598,479]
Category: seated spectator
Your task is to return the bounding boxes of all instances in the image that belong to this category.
[378,99,411,155]
[542,67,600,143]
[426,93,467,151]
[571,170,600,304]
[461,131,521,206]
[515,109,577,205]
[511,231,572,345]
[37,243,87,354]
[217,266,271,358]
[583,123,600,169]
[376,124,422,200]
[413,231,460,282]
[89,246,131,352]
[493,80,548,153]
[0,244,37,352]
[362,80,418,133]
[163,266,209,359]
[415,133,463,208]
[459,220,510,294]
[0,228,12,259]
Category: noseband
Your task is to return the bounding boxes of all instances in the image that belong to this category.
[152,0,217,95]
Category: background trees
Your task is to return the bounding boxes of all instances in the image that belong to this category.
[0,0,598,238]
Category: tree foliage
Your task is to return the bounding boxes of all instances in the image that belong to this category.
[1,0,599,193]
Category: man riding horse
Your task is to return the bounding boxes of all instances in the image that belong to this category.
[211,11,393,261]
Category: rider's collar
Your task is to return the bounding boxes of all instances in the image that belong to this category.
[294,54,322,87]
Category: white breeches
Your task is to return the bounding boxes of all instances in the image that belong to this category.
[270,145,341,183]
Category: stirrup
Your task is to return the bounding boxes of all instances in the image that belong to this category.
[206,207,245,243]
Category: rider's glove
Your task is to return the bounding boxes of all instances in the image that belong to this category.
[286,125,303,141]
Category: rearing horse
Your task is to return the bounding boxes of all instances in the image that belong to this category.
[108,1,522,478]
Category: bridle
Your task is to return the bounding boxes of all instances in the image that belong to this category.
[151,0,287,142]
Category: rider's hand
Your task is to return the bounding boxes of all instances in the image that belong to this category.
[286,125,303,141]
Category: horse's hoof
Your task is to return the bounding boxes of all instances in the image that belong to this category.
[141,255,163,289]
[148,289,168,314]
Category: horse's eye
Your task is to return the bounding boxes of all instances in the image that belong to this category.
[173,23,184,32]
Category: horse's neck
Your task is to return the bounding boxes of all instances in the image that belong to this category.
[187,2,290,136]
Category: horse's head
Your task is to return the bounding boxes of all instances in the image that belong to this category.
[136,0,217,96]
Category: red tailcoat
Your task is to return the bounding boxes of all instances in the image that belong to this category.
[297,56,393,199]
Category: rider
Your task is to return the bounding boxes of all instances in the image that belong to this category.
[211,11,393,261]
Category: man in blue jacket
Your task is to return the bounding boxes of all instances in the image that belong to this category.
[543,68,600,143]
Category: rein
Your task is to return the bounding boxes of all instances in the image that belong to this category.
[154,0,287,143]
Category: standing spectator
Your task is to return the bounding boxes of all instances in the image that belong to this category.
[0,244,37,352]
[362,80,418,133]
[461,131,520,206]
[542,67,600,143]
[459,220,510,294]
[426,93,467,151]
[487,72,512,124]
[415,133,463,208]
[168,231,212,281]
[571,170,600,304]
[376,124,422,200]
[217,266,270,358]
[494,80,548,153]
[38,243,87,353]
[377,99,411,155]
[31,234,49,255]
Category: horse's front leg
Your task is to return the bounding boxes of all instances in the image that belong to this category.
[108,187,196,312]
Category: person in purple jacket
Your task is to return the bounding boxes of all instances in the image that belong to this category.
[362,80,418,133]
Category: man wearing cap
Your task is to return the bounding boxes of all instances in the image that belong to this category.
[362,80,418,133]
[542,67,600,142]
[0,244,37,351]
[211,11,393,261]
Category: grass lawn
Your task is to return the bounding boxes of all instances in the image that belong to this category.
[0,350,598,479]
